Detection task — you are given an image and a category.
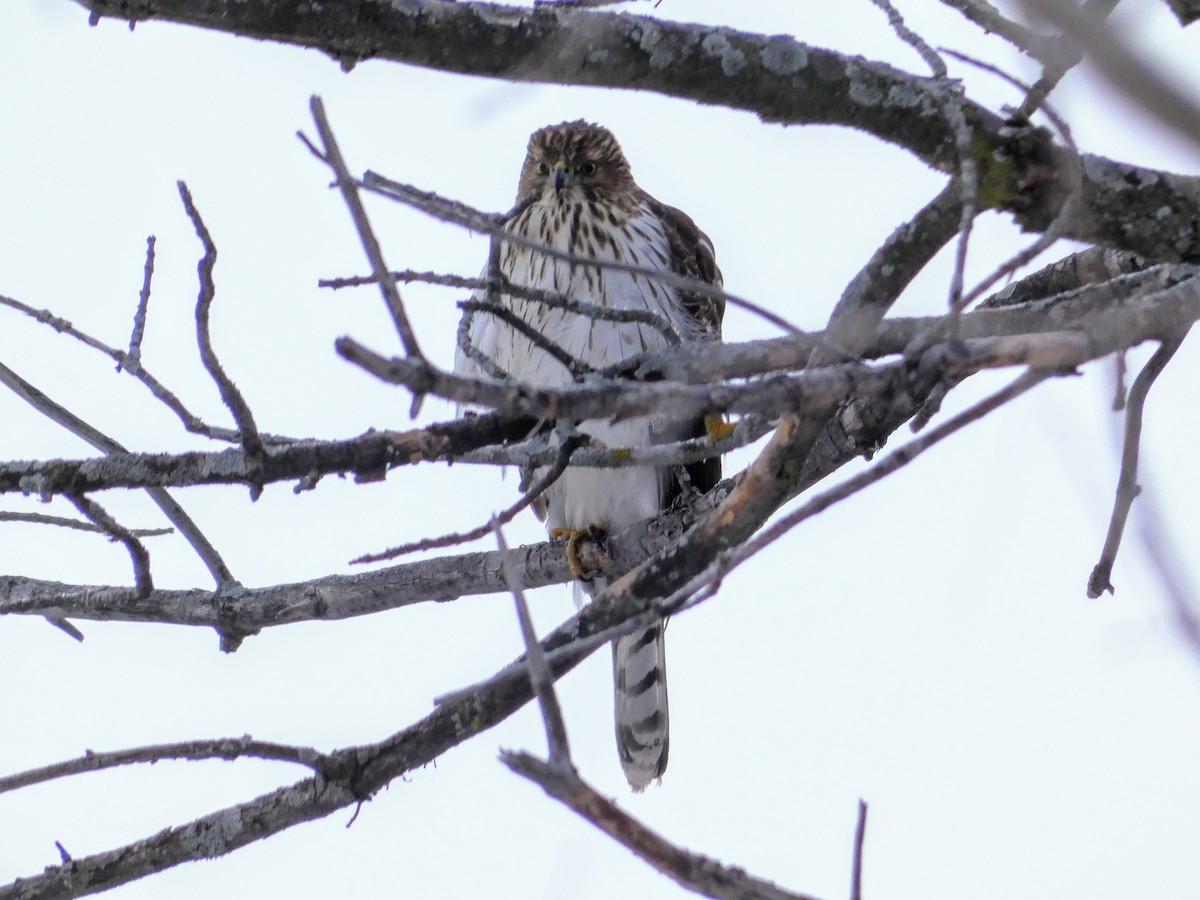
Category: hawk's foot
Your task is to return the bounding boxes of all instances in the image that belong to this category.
[550,525,607,581]
[704,413,735,441]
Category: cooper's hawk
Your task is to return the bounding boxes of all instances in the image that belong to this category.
[455,121,723,789]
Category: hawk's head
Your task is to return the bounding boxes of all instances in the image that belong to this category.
[516,120,636,205]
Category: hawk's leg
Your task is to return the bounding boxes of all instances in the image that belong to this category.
[550,525,607,581]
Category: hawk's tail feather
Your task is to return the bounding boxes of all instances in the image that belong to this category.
[613,621,669,791]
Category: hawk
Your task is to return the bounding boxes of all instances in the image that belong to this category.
[455,121,723,789]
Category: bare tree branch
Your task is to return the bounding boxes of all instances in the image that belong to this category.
[351,434,583,564]
[851,800,868,900]
[0,511,171,537]
[812,177,963,368]
[502,751,822,900]
[178,181,267,479]
[125,234,155,370]
[0,291,297,446]
[363,171,804,337]
[323,269,682,340]
[1088,332,1190,597]
[0,359,236,589]
[0,736,327,795]
[1019,0,1122,117]
[66,493,154,598]
[1023,0,1200,151]
[308,97,425,368]
[69,0,1200,263]
[497,523,573,770]
[939,0,1068,65]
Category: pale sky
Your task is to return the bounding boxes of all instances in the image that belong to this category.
[3,1,1200,898]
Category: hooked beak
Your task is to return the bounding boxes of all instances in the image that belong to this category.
[551,160,568,194]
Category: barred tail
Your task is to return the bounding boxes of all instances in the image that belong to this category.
[612,622,669,790]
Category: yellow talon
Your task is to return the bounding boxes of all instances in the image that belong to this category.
[549,528,592,578]
[705,413,735,440]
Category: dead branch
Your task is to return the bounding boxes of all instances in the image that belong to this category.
[351,434,583,564]
[0,358,236,589]
[502,751,821,900]
[1088,332,1190,597]
[0,291,297,446]
[66,493,154,598]
[125,234,155,369]
[0,511,170,538]
[179,181,266,474]
[308,97,425,365]
[0,736,327,795]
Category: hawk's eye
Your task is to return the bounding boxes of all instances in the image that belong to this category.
[578,162,597,176]
[536,162,550,176]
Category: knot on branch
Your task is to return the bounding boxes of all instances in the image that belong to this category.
[970,112,1058,225]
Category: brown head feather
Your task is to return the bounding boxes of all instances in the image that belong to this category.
[516,120,636,204]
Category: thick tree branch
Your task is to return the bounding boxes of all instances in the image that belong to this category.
[337,273,1200,423]
[0,415,537,497]
[71,0,1200,263]
[4,411,833,897]
[3,268,1197,501]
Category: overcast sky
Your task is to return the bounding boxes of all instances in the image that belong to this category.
[3,1,1200,898]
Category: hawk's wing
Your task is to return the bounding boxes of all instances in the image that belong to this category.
[640,193,725,500]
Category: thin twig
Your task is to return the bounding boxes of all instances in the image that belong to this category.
[851,799,868,900]
[178,180,267,490]
[351,434,583,564]
[125,234,156,371]
[0,736,327,795]
[1019,0,1122,117]
[870,0,979,325]
[361,170,807,338]
[322,269,680,340]
[459,299,590,378]
[940,51,1085,313]
[1088,332,1189,598]
[459,415,769,469]
[0,359,237,590]
[0,292,296,446]
[938,0,1067,65]
[1022,0,1200,152]
[496,523,573,769]
[1112,349,1128,411]
[501,751,819,900]
[67,493,154,598]
[42,616,85,643]
[812,179,964,368]
[716,368,1054,580]
[307,97,426,368]
[0,510,172,537]
[871,0,947,76]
